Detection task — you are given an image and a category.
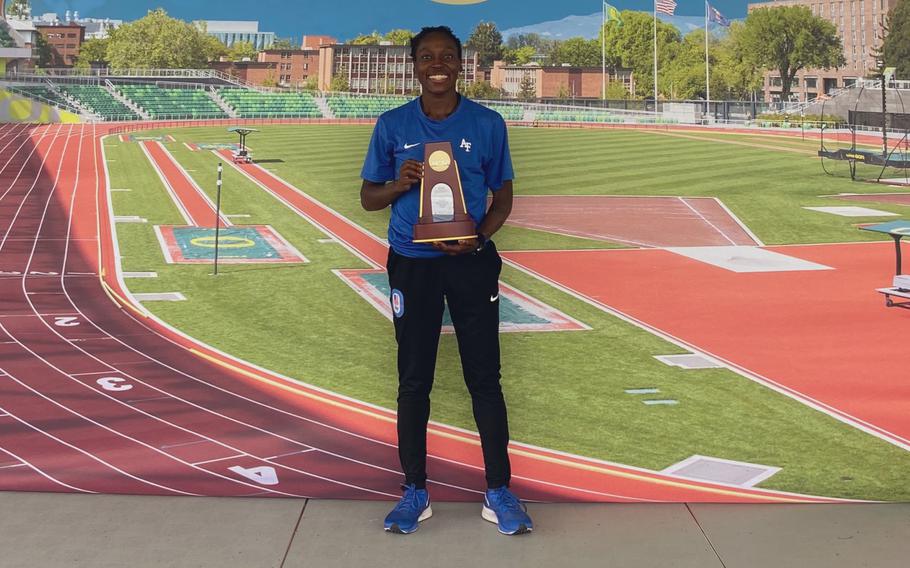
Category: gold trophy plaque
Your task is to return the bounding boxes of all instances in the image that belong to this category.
[412,141,476,243]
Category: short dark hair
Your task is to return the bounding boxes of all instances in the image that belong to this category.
[409,26,462,61]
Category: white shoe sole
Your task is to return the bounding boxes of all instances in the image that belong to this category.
[482,505,532,535]
[385,505,433,534]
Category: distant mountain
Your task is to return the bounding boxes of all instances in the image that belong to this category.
[501,11,734,41]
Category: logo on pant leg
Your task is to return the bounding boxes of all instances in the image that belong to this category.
[391,289,405,318]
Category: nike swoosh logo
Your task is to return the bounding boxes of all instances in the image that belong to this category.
[490,294,499,302]
[404,143,421,149]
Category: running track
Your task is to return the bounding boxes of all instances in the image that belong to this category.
[0,122,841,502]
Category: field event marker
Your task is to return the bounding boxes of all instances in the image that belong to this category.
[662,455,781,487]
[110,188,131,192]
[665,246,833,273]
[133,292,186,302]
[114,216,147,224]
[124,272,158,279]
[336,268,590,334]
[228,465,279,486]
[804,206,898,217]
[642,400,679,406]
[625,388,660,395]
[654,354,722,370]
[318,238,337,243]
[155,225,307,265]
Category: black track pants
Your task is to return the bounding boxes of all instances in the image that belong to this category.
[386,242,511,490]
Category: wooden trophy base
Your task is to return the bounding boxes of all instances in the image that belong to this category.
[413,219,477,243]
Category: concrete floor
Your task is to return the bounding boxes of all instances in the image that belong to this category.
[1,492,907,568]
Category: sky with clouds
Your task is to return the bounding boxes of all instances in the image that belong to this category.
[30,0,758,41]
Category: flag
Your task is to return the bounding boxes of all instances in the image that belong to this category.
[707,2,731,26]
[604,2,624,27]
[656,0,677,16]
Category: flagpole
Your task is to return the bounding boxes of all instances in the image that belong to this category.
[602,1,606,100]
[705,1,710,112]
[653,0,658,105]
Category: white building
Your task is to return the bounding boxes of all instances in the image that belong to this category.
[200,20,275,50]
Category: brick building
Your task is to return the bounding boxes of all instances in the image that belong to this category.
[748,0,898,102]
[35,22,84,67]
[490,62,634,99]
[317,43,479,94]
[210,60,278,86]
[257,49,320,88]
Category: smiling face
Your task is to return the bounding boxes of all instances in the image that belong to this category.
[413,31,462,96]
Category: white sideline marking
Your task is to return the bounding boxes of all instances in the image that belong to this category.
[124,271,158,278]
[803,206,898,217]
[643,400,679,406]
[134,292,186,302]
[192,454,245,466]
[114,216,147,223]
[665,246,833,273]
[625,388,660,395]
[663,455,781,487]
[654,354,723,369]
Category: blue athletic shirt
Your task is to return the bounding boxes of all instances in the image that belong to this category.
[360,96,514,258]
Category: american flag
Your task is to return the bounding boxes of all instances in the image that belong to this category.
[707,2,731,26]
[656,0,677,16]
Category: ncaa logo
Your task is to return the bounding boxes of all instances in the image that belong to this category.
[391,289,405,318]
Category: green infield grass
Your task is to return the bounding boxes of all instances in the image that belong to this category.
[102,125,910,501]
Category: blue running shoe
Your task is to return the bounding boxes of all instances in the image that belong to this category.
[384,484,432,534]
[482,486,533,535]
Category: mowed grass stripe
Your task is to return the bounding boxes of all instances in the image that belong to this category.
[111,126,910,501]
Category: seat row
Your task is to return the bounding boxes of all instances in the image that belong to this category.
[218,89,323,118]
[116,85,227,119]
[58,85,140,121]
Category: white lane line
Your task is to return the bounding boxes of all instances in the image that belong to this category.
[266,448,316,460]
[1,130,304,499]
[191,454,246,466]
[0,443,93,493]
[678,197,738,246]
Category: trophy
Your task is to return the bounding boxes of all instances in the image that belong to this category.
[412,141,477,243]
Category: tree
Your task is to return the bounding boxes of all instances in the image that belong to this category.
[330,65,350,92]
[34,33,52,67]
[350,31,382,45]
[881,0,910,79]
[228,40,257,61]
[271,37,295,50]
[662,29,711,100]
[736,6,844,101]
[302,76,318,91]
[605,81,631,100]
[107,9,213,69]
[547,37,601,67]
[202,34,228,61]
[517,73,536,102]
[384,29,415,46]
[502,45,536,65]
[5,0,29,18]
[463,80,501,100]
[466,21,503,67]
[601,10,681,98]
[712,22,764,100]
[74,38,109,69]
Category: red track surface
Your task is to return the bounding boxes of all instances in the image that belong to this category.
[141,140,230,227]
[0,122,846,502]
[503,244,910,450]
[508,196,758,247]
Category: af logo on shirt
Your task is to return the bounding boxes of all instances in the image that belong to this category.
[460,138,472,152]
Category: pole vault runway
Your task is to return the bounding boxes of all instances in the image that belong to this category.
[0,123,840,503]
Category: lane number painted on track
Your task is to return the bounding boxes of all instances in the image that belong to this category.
[54,317,80,327]
[228,465,279,485]
[96,377,133,392]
